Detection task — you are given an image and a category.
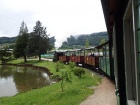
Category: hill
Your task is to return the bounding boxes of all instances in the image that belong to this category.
[0,36,56,48]
[60,31,108,49]
[0,36,56,47]
[0,36,17,44]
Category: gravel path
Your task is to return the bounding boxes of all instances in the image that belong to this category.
[80,77,116,105]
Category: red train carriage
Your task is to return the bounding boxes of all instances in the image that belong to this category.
[53,50,65,62]
[84,47,99,68]
[53,41,114,81]
[54,47,100,68]
[68,50,76,62]
[75,49,85,65]
[58,50,70,63]
[68,49,84,65]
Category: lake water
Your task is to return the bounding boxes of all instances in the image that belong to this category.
[0,65,53,98]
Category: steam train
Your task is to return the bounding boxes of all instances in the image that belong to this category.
[53,41,114,80]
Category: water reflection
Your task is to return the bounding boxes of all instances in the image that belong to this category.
[0,65,52,98]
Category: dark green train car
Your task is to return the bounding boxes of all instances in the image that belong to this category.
[95,41,114,79]
[101,0,140,105]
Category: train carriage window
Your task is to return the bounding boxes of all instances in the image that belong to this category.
[106,45,110,76]
[106,45,109,57]
[99,48,103,56]
[103,46,105,56]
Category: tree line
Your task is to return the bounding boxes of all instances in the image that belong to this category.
[0,35,55,49]
[0,37,16,44]
[60,32,108,49]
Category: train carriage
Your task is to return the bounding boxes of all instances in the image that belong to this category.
[100,1,140,104]
[83,47,99,68]
[53,50,68,62]
[95,41,114,78]
[69,50,76,62]
[75,49,85,65]
[53,41,114,80]
[68,49,84,65]
[59,50,70,63]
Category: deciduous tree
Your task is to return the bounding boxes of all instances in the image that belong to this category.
[0,48,12,64]
[100,39,106,45]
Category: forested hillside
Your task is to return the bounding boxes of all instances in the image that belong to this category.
[0,36,56,48]
[60,31,108,49]
[0,31,108,49]
[0,37,17,44]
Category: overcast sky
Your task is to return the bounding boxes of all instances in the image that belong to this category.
[0,0,106,47]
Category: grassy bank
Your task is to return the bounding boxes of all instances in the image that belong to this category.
[0,59,101,105]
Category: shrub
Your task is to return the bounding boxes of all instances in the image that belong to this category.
[69,61,75,71]
[73,68,85,78]
[55,61,64,72]
[53,56,57,62]
[60,70,72,92]
[50,74,60,79]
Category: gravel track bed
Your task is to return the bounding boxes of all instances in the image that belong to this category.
[80,77,116,105]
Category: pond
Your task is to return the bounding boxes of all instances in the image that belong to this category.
[0,65,53,98]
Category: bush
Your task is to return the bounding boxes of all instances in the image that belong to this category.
[60,70,72,92]
[50,74,60,79]
[69,62,75,71]
[73,68,85,78]
[53,56,57,62]
[55,61,64,72]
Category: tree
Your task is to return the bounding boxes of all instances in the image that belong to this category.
[85,38,89,48]
[100,39,106,45]
[60,32,108,49]
[13,21,29,62]
[19,21,28,35]
[0,48,12,64]
[60,70,72,92]
[67,35,76,46]
[26,21,49,61]
[49,36,56,49]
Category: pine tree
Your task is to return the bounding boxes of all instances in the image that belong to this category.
[13,21,29,62]
[85,38,89,48]
[26,21,49,61]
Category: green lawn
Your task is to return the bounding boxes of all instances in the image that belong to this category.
[0,59,101,105]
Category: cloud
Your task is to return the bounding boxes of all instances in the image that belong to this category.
[0,0,106,47]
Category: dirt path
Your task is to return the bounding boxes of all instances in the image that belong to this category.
[80,77,116,105]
